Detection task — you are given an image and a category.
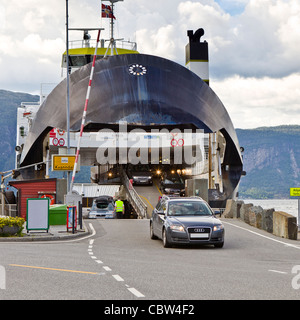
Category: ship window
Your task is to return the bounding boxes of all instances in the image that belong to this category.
[69,56,88,67]
[68,55,103,67]
[20,126,25,137]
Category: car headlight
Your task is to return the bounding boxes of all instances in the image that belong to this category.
[213,225,224,232]
[170,225,185,232]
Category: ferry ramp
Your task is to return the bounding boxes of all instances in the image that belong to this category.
[133,179,162,218]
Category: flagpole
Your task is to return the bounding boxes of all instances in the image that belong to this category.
[111,1,114,55]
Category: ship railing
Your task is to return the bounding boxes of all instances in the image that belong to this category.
[20,102,40,107]
[68,39,137,51]
[120,167,147,219]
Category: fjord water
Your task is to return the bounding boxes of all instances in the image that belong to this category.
[243,199,298,218]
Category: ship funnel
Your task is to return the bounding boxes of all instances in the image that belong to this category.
[185,28,209,85]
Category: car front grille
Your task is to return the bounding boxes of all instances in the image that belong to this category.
[187,227,211,240]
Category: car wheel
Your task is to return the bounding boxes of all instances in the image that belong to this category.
[214,242,224,248]
[150,223,158,240]
[162,228,171,248]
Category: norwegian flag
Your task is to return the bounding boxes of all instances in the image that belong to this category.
[102,3,116,19]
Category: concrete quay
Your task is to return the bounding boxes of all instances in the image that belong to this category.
[223,199,298,240]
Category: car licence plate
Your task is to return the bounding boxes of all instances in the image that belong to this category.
[190,233,209,239]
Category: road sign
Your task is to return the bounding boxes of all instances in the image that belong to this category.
[52,155,80,172]
[52,138,58,146]
[58,138,65,146]
[290,188,300,197]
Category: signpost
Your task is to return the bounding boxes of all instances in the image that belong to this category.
[290,188,300,230]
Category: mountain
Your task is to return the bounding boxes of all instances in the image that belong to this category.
[0,89,299,198]
[0,90,39,172]
[236,126,300,199]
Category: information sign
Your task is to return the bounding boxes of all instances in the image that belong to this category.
[290,188,300,197]
[52,155,80,171]
[67,206,77,233]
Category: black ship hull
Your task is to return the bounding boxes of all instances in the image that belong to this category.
[20,54,243,207]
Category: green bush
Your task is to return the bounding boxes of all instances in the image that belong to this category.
[0,217,25,228]
[0,217,25,236]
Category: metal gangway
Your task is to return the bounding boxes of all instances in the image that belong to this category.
[120,168,148,219]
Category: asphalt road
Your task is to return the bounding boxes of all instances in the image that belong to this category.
[1,218,300,300]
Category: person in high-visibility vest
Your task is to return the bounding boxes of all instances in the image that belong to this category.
[114,198,125,219]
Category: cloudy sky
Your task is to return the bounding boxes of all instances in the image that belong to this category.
[0,0,300,129]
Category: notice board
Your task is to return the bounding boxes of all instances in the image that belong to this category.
[26,198,49,232]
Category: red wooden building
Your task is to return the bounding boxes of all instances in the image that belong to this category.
[9,179,66,219]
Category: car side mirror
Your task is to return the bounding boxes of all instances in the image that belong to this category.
[213,209,221,217]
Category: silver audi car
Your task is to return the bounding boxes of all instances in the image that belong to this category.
[150,196,224,248]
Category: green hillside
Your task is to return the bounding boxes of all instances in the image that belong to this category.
[237,126,300,199]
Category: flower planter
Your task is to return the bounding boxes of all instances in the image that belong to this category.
[0,217,25,237]
[0,226,20,236]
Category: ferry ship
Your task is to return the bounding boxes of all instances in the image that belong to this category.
[14,0,244,208]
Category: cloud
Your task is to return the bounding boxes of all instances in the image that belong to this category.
[212,73,300,128]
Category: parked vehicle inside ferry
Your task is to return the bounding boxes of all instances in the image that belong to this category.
[88,196,115,219]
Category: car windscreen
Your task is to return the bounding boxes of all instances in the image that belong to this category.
[167,201,213,216]
[163,176,183,184]
[92,202,114,211]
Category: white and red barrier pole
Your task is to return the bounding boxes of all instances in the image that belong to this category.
[69,29,102,192]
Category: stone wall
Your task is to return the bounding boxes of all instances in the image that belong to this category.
[223,200,297,240]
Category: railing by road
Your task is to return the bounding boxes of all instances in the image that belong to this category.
[121,168,147,219]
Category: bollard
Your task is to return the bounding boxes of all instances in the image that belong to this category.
[72,207,75,234]
[78,201,83,230]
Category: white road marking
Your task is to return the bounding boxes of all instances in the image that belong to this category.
[103,266,111,272]
[269,269,288,274]
[223,221,300,250]
[95,260,103,264]
[113,274,124,282]
[91,256,97,259]
[88,252,93,255]
[127,287,145,298]
[89,239,94,245]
